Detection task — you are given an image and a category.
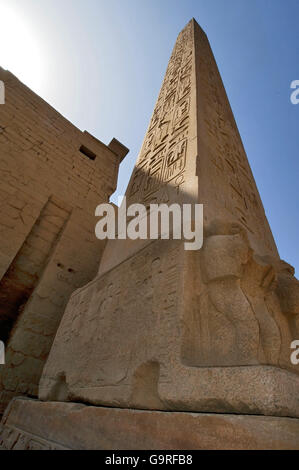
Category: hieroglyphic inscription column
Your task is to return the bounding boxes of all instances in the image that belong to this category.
[127,20,197,207]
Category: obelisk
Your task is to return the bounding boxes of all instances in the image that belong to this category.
[35,18,299,416]
[1,19,299,450]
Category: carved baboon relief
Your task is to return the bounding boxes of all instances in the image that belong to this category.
[199,220,260,366]
[241,255,281,365]
[188,219,299,370]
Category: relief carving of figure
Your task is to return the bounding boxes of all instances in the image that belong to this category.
[197,218,299,372]
[200,219,260,365]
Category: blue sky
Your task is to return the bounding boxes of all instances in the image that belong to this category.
[0,0,298,274]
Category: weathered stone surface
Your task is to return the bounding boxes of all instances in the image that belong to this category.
[38,20,299,418]
[0,67,128,412]
[1,398,299,450]
[38,236,299,418]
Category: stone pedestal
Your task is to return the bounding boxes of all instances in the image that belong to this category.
[1,398,299,450]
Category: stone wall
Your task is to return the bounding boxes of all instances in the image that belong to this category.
[0,68,128,413]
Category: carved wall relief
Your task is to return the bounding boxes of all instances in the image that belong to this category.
[182,219,299,372]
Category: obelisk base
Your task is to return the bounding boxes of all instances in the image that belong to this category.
[1,397,299,450]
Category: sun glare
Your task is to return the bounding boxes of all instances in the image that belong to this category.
[0,3,44,93]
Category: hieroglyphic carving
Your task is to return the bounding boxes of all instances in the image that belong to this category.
[0,424,68,450]
[164,138,187,182]
[173,96,190,128]
[128,22,194,204]
[39,239,183,401]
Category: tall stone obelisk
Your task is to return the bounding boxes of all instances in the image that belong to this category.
[1,19,299,450]
[98,18,278,275]
[36,18,299,415]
